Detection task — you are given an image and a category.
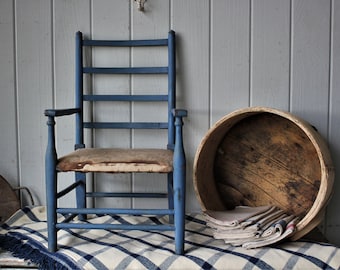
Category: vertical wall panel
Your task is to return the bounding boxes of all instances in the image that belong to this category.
[54,0,91,116]
[290,0,332,238]
[327,0,340,244]
[131,0,171,208]
[211,0,250,123]
[291,0,331,134]
[53,0,91,207]
[0,1,19,188]
[251,0,290,109]
[15,0,53,205]
[91,0,132,208]
[173,0,210,211]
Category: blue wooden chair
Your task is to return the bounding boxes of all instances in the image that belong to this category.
[44,30,187,255]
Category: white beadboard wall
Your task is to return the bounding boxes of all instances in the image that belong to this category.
[0,0,339,245]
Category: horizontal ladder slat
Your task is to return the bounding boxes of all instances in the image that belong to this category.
[86,192,168,198]
[83,39,168,47]
[83,67,168,74]
[83,122,168,129]
[83,94,168,102]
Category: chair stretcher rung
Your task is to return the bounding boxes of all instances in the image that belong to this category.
[56,208,174,216]
[57,182,82,198]
[56,223,174,231]
[83,122,168,129]
[83,67,168,74]
[86,192,168,198]
[63,214,77,223]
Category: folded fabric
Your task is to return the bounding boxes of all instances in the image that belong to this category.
[207,222,259,233]
[208,213,281,239]
[224,235,261,247]
[242,217,299,249]
[204,205,299,249]
[213,229,257,240]
[253,210,286,233]
[223,216,299,248]
[206,206,283,233]
[204,205,273,227]
[260,214,295,238]
[237,206,280,228]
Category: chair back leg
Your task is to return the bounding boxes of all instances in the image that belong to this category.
[75,172,86,221]
[167,172,174,224]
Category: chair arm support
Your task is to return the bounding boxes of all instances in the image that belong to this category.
[171,109,187,149]
[44,108,80,117]
[45,115,58,185]
[171,109,187,154]
[171,108,187,168]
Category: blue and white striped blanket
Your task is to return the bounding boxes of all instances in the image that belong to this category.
[0,206,339,270]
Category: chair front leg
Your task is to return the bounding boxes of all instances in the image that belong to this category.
[173,165,185,255]
[45,116,58,252]
[172,109,187,255]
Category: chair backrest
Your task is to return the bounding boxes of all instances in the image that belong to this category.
[74,31,176,151]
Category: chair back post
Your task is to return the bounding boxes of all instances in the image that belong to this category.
[168,30,176,150]
[75,31,84,150]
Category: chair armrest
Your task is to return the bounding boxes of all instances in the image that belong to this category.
[44,108,80,117]
[172,109,188,118]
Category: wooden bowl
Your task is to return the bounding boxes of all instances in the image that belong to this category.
[193,107,334,240]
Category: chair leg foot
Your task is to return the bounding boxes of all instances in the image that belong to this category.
[174,188,185,255]
[175,245,184,255]
[174,213,185,255]
[47,231,57,252]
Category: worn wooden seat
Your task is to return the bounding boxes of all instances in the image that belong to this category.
[57,148,173,173]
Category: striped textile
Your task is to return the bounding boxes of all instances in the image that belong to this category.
[0,206,339,270]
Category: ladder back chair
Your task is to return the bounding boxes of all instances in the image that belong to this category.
[44,30,187,255]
